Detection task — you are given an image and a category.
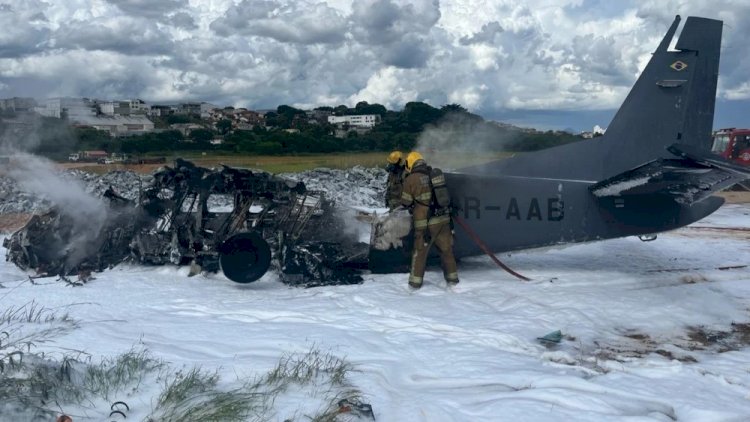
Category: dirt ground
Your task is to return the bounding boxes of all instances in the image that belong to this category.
[0,213,32,233]
[717,190,750,204]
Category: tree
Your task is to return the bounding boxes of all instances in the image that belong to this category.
[75,127,112,151]
[440,103,467,114]
[275,105,306,129]
[355,101,387,116]
[166,114,191,125]
[190,128,214,143]
[216,119,232,135]
[399,102,442,132]
[333,104,350,115]
[30,116,76,158]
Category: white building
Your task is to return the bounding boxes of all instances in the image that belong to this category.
[72,115,155,136]
[99,102,116,116]
[200,102,218,118]
[327,114,381,128]
[129,99,148,114]
[40,97,97,120]
[177,102,217,117]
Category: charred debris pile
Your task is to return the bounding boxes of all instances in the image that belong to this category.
[3,160,388,287]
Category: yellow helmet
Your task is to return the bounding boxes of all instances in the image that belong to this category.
[405,151,424,171]
[387,150,403,165]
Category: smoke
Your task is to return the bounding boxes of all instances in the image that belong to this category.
[0,111,76,156]
[1,105,103,268]
[8,152,109,268]
[414,112,520,170]
[335,206,372,244]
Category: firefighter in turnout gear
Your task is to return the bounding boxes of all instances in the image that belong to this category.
[400,151,459,289]
[385,151,406,210]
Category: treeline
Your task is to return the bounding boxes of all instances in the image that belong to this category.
[1,101,583,159]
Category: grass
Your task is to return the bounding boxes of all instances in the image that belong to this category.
[83,348,164,400]
[1,303,369,421]
[0,302,82,419]
[148,347,367,422]
[60,151,514,174]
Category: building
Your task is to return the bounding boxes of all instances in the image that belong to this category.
[129,99,149,114]
[72,115,155,136]
[200,102,218,118]
[307,109,332,124]
[169,123,205,136]
[39,97,97,120]
[327,114,381,128]
[149,105,175,117]
[235,109,265,126]
[0,97,36,112]
[177,102,201,116]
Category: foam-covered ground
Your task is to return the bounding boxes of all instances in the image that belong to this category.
[1,203,749,421]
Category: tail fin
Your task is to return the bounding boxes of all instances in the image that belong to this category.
[463,16,723,181]
[601,16,722,173]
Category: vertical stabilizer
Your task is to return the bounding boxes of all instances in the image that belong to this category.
[462,16,723,181]
[601,15,722,172]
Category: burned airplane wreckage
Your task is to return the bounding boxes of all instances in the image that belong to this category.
[4,159,367,287]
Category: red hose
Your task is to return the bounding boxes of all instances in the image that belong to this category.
[453,215,531,281]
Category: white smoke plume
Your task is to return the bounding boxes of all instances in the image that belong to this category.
[335,206,372,244]
[414,112,520,170]
[0,112,74,155]
[8,152,109,268]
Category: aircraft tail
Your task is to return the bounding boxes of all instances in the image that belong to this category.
[600,15,722,175]
[462,16,723,182]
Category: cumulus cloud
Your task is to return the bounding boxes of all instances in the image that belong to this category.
[351,0,440,45]
[459,21,504,45]
[167,12,197,30]
[0,1,52,58]
[0,0,747,129]
[348,0,440,68]
[105,0,188,19]
[54,18,176,55]
[210,0,348,44]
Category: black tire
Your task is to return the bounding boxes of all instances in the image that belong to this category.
[219,232,271,283]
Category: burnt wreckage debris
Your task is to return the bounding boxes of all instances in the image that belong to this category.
[4,159,366,287]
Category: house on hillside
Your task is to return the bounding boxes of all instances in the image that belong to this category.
[99,99,149,116]
[149,105,175,117]
[327,114,381,128]
[169,123,205,136]
[328,114,381,138]
[176,102,217,118]
[307,109,332,124]
[236,109,265,127]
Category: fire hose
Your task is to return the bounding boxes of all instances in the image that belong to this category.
[452,215,531,281]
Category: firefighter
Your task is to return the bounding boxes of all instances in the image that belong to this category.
[400,151,459,289]
[385,151,406,209]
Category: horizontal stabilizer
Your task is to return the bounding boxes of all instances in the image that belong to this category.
[667,143,750,176]
[590,145,749,205]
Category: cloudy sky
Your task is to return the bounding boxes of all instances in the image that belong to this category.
[0,0,748,131]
